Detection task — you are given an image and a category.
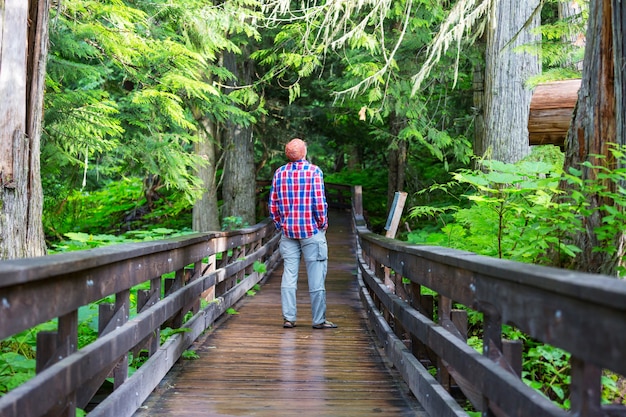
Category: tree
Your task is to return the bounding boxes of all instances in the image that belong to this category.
[193,118,221,231]
[562,0,625,276]
[221,50,259,226]
[559,0,586,71]
[42,0,259,235]
[474,0,541,163]
[258,0,474,213]
[0,0,48,259]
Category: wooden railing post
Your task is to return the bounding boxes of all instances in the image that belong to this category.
[570,356,602,417]
[36,311,78,417]
[502,339,523,377]
[353,185,363,217]
[163,268,185,329]
[113,290,130,389]
[481,305,502,417]
[135,277,161,357]
[202,254,217,302]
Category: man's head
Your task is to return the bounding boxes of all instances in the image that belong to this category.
[285,138,307,161]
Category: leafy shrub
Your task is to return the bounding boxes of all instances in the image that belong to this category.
[408,146,626,408]
[44,177,194,252]
[408,155,582,265]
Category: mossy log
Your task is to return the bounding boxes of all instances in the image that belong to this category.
[528,79,581,147]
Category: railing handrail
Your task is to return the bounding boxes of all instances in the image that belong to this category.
[351,185,626,417]
[0,217,281,417]
[3,183,625,417]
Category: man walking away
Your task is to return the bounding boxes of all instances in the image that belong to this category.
[269,138,337,329]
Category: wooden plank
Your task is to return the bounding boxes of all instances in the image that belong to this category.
[0,222,277,340]
[356,228,626,376]
[358,260,569,417]
[385,191,407,238]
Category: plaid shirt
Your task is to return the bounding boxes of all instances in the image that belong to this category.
[269,159,328,239]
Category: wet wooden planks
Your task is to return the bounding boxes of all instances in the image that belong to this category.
[133,210,425,417]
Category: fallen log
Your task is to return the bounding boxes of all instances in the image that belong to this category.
[528,79,581,147]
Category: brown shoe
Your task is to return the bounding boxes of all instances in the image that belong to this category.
[312,320,337,329]
[283,320,296,328]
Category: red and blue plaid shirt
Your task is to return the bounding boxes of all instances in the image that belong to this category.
[269,159,328,239]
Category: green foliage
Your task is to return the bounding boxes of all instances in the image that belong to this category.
[410,145,626,274]
[409,153,582,265]
[523,343,571,408]
[182,350,200,360]
[221,216,248,231]
[44,177,194,251]
[523,0,588,88]
[0,352,36,395]
[0,321,56,395]
[564,144,626,276]
[253,262,267,274]
[43,0,260,219]
[160,327,192,345]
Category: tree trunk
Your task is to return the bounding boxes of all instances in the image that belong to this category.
[346,143,361,170]
[387,115,407,212]
[472,55,486,169]
[221,51,257,226]
[192,118,221,231]
[478,0,541,163]
[0,0,48,259]
[562,0,625,276]
[559,0,586,71]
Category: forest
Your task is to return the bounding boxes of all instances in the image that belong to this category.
[1,0,625,411]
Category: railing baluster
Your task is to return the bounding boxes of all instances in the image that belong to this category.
[481,305,502,417]
[570,356,602,417]
[113,290,130,390]
[36,311,78,417]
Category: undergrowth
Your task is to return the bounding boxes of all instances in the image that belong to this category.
[408,146,626,409]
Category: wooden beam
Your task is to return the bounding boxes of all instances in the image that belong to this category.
[528,79,581,147]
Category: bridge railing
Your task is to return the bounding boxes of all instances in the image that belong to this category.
[351,185,626,417]
[0,219,281,417]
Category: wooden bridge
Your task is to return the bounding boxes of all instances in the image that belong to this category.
[1,185,625,417]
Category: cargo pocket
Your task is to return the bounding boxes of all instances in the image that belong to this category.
[316,234,328,261]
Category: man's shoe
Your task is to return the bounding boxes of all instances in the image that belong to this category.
[312,320,337,329]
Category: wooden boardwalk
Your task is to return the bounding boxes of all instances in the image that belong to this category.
[133,209,425,417]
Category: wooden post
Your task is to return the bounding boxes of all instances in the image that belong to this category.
[384,191,407,239]
[353,185,363,217]
[384,191,407,292]
[570,356,602,417]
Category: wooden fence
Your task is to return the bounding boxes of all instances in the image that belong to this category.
[352,185,626,417]
[0,219,281,417]
[3,182,625,417]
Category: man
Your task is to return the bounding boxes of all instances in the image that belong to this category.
[269,138,337,329]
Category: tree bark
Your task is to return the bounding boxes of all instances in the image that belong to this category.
[562,0,625,275]
[477,0,541,163]
[192,118,221,231]
[0,0,48,259]
[221,51,257,226]
[387,114,407,212]
[559,0,586,71]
